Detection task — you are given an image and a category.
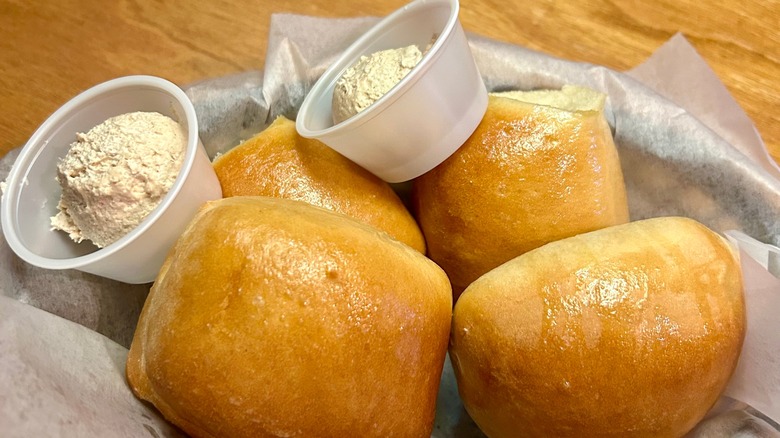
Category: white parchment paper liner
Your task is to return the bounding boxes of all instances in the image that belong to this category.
[1,13,779,437]
[0,294,182,437]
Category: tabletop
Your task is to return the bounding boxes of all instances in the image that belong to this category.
[0,0,777,162]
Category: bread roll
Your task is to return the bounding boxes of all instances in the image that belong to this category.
[450,216,745,438]
[126,197,452,437]
[213,116,426,253]
[413,86,629,295]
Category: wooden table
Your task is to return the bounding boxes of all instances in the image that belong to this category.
[1,0,777,161]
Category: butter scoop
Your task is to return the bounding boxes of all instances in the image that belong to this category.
[332,45,424,124]
[51,111,186,248]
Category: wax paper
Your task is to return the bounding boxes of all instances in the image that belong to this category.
[2,12,779,438]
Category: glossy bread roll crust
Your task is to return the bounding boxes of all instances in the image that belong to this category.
[126,196,452,438]
[413,88,629,294]
[213,116,426,253]
[450,217,745,438]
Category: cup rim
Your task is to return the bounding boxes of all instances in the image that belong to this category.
[296,0,459,138]
[1,75,200,270]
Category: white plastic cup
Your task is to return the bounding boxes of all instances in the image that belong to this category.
[1,75,223,284]
[296,0,487,183]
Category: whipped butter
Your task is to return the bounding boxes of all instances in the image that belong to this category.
[332,45,424,124]
[51,111,186,248]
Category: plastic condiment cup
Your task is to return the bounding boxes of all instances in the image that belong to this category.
[295,0,487,183]
[1,75,223,284]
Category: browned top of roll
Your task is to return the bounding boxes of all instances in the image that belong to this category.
[213,116,426,253]
[414,92,629,292]
[451,216,745,438]
[126,196,452,438]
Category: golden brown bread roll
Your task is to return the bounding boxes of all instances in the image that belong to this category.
[213,116,426,253]
[450,216,745,438]
[413,86,629,295]
[126,196,452,438]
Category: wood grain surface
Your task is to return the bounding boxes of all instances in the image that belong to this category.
[0,0,777,161]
